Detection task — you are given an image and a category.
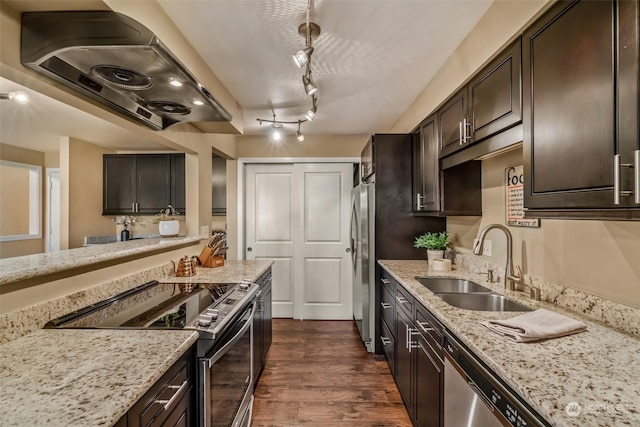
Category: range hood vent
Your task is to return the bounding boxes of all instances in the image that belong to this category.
[21,11,232,130]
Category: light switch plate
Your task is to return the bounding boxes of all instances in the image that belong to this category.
[473,239,492,256]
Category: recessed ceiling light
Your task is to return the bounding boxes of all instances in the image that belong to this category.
[193,100,204,106]
[170,80,183,87]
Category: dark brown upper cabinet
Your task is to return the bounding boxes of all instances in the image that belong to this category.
[413,114,482,216]
[103,153,185,215]
[439,38,523,160]
[360,137,375,183]
[413,115,441,212]
[212,154,226,215]
[523,0,639,219]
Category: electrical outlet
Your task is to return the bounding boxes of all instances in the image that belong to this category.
[473,239,492,256]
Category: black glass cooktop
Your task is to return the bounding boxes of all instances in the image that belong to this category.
[45,281,235,329]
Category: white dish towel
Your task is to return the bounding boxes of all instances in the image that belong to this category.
[481,309,587,342]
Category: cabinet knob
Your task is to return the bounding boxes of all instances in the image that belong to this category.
[247,247,252,252]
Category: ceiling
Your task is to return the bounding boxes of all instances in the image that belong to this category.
[1,0,494,150]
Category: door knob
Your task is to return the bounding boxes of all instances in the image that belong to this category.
[247,247,252,252]
[346,247,351,253]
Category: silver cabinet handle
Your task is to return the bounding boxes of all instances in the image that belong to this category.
[380,302,392,310]
[395,295,408,305]
[416,193,425,210]
[459,121,464,145]
[132,203,136,212]
[464,118,472,143]
[154,379,188,411]
[381,337,391,346]
[407,327,419,353]
[381,278,390,285]
[416,320,434,334]
[635,150,640,204]
[614,154,633,204]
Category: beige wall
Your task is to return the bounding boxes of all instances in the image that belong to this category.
[235,134,369,158]
[391,0,639,308]
[448,149,640,309]
[0,143,45,257]
[62,138,116,248]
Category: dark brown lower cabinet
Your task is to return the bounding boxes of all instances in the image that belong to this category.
[118,345,195,427]
[395,305,414,413]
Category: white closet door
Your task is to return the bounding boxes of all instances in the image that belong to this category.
[244,162,353,320]
[245,164,296,318]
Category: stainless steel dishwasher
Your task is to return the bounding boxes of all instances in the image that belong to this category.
[443,331,550,427]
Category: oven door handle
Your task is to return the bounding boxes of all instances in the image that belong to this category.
[204,302,257,368]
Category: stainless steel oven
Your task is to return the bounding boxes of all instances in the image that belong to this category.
[198,301,255,427]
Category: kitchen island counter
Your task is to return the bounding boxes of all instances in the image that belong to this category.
[379,259,640,427]
[0,328,198,427]
[158,259,273,284]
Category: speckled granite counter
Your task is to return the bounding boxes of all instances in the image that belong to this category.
[0,329,198,427]
[0,236,202,285]
[378,260,640,427]
[158,260,273,284]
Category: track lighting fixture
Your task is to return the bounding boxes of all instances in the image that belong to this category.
[0,91,30,104]
[257,113,308,141]
[305,96,317,121]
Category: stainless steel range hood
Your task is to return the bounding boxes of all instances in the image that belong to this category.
[21,11,231,130]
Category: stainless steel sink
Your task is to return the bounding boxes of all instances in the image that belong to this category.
[437,293,533,312]
[416,277,492,294]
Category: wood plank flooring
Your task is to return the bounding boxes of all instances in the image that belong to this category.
[252,319,412,427]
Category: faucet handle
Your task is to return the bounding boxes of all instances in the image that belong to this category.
[515,265,523,280]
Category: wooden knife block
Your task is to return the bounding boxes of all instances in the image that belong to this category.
[198,246,225,268]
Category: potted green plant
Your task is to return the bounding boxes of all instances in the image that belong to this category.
[154,205,181,237]
[414,231,451,266]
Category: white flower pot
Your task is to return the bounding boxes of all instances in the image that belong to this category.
[426,249,445,267]
[159,220,179,237]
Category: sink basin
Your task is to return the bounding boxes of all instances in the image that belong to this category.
[416,277,491,294]
[437,293,533,312]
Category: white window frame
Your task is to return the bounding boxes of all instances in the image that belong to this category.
[0,159,42,242]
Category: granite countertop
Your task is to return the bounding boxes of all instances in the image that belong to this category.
[378,260,640,427]
[0,329,198,427]
[0,236,203,285]
[158,259,274,284]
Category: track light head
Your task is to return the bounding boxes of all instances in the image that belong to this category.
[271,122,282,140]
[305,96,317,121]
[302,75,318,96]
[296,121,305,142]
[0,91,30,104]
[292,46,314,68]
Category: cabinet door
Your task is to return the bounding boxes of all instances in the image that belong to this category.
[103,155,136,215]
[438,87,467,158]
[211,155,227,214]
[171,154,186,215]
[415,335,442,427]
[395,307,413,416]
[523,0,618,210]
[136,155,171,214]
[413,115,441,212]
[263,281,272,359]
[360,137,374,182]
[469,37,522,142]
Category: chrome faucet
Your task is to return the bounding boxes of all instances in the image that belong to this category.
[473,224,523,291]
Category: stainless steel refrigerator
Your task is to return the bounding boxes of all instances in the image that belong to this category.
[351,182,375,352]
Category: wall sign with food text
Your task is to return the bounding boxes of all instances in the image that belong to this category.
[505,165,540,228]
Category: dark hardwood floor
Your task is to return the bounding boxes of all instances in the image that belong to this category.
[252,319,412,427]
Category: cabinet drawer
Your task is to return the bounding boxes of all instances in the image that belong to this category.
[380,283,395,335]
[380,317,396,377]
[415,303,444,360]
[395,284,414,317]
[128,348,194,427]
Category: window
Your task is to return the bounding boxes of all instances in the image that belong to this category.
[0,160,42,241]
